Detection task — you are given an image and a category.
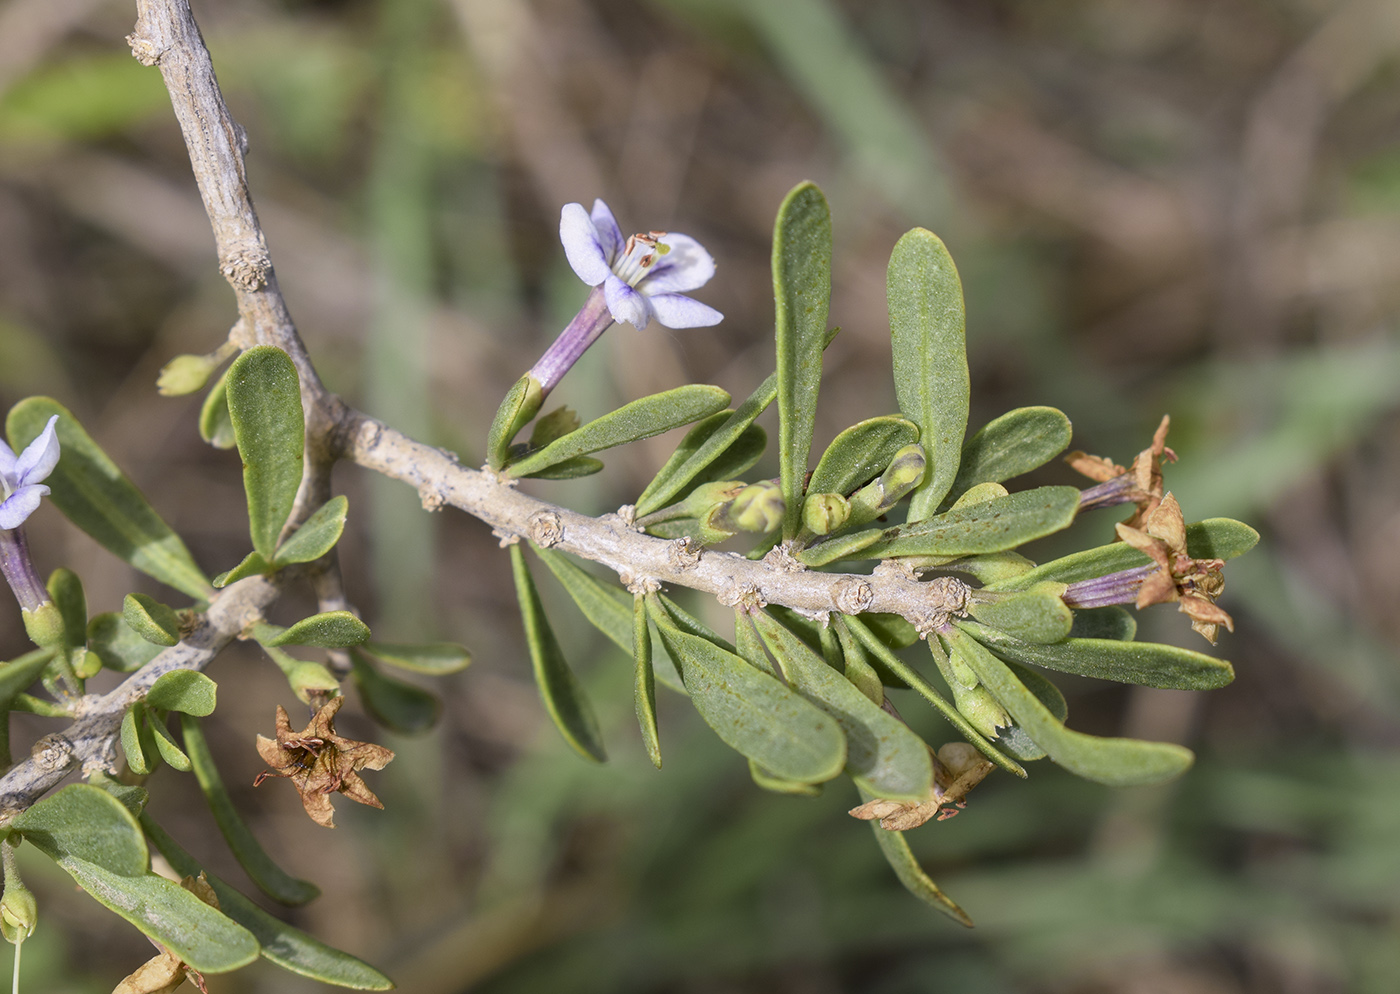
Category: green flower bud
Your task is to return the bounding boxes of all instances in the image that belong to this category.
[636,481,746,529]
[949,681,1010,740]
[0,884,35,944]
[21,602,64,649]
[877,443,927,510]
[157,353,221,396]
[727,481,784,534]
[801,492,850,536]
[71,647,101,680]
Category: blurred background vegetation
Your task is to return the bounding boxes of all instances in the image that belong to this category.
[1,0,1398,990]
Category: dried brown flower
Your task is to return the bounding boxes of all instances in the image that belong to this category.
[1068,414,1177,529]
[848,743,995,830]
[254,697,395,828]
[1116,493,1235,644]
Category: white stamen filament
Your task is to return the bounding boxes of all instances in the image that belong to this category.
[613,231,667,286]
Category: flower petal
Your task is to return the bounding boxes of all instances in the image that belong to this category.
[560,203,611,286]
[603,274,652,328]
[645,293,723,329]
[15,415,59,487]
[590,199,626,261]
[642,233,716,294]
[0,485,48,529]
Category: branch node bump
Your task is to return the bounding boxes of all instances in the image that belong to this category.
[833,577,874,615]
[667,538,702,571]
[762,544,805,573]
[220,246,272,290]
[125,33,166,66]
[528,511,564,547]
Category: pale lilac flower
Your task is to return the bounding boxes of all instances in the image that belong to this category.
[0,416,58,530]
[559,200,722,330]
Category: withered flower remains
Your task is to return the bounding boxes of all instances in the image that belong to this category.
[1069,414,1176,528]
[254,697,395,828]
[1116,492,1234,644]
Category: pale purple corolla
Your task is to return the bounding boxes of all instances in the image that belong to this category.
[0,415,59,625]
[529,200,722,395]
[0,416,58,531]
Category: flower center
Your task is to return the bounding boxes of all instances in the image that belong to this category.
[612,231,671,287]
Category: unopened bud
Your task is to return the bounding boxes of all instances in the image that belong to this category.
[727,481,784,534]
[157,353,222,396]
[0,884,35,944]
[877,443,927,509]
[71,647,100,680]
[949,682,1009,740]
[801,492,850,535]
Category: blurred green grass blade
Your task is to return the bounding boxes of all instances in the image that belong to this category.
[6,397,211,599]
[945,626,1194,786]
[752,611,933,801]
[351,648,441,735]
[991,518,1260,591]
[510,544,607,762]
[840,616,1026,778]
[181,715,320,906]
[861,789,973,927]
[142,815,394,989]
[734,0,944,215]
[226,346,305,560]
[863,486,1080,558]
[773,181,832,539]
[0,52,169,143]
[274,495,348,565]
[959,621,1234,690]
[887,228,969,520]
[507,385,730,477]
[947,406,1073,502]
[633,595,662,769]
[808,416,920,498]
[648,595,846,783]
[531,544,685,693]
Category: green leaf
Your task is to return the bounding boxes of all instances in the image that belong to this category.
[362,641,471,675]
[943,627,1195,786]
[773,181,833,539]
[995,660,1069,762]
[261,611,370,648]
[750,612,933,801]
[509,544,606,762]
[807,416,921,499]
[6,397,210,598]
[796,527,884,568]
[142,816,394,989]
[1069,606,1136,641]
[146,715,192,771]
[967,583,1073,644]
[213,550,273,588]
[749,760,822,796]
[840,616,1026,778]
[11,783,148,876]
[226,346,305,560]
[52,855,259,972]
[122,705,157,776]
[146,670,218,716]
[487,374,543,471]
[531,545,685,694]
[518,456,604,480]
[350,649,441,735]
[180,715,319,906]
[122,592,180,646]
[992,518,1261,591]
[0,647,57,705]
[861,789,973,927]
[633,596,662,769]
[648,596,846,783]
[87,613,160,673]
[887,228,968,520]
[945,406,1073,503]
[199,366,236,448]
[507,385,730,478]
[958,620,1235,690]
[529,405,580,448]
[274,495,348,565]
[860,486,1081,558]
[45,568,86,650]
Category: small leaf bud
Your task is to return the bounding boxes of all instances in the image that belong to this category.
[801,492,850,535]
[877,443,927,510]
[156,353,221,396]
[949,682,1010,740]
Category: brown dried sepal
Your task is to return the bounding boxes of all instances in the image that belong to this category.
[254,696,395,828]
[112,875,218,994]
[1116,492,1235,644]
[848,742,996,830]
[1067,414,1177,529]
